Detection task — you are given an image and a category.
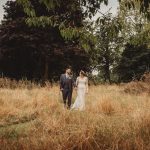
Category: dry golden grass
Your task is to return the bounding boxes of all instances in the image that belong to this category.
[124,72,150,94]
[0,81,150,150]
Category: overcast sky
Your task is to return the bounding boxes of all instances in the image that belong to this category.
[0,0,119,21]
[0,0,7,21]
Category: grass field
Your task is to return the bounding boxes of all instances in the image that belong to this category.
[0,83,150,150]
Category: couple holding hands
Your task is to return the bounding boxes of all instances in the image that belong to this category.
[60,67,88,110]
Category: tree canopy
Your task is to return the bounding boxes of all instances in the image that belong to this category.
[0,0,90,81]
[118,43,150,82]
[0,0,149,83]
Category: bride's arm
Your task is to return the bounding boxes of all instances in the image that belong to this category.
[86,77,89,93]
[76,77,79,88]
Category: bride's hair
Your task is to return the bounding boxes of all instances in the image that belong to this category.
[80,70,86,76]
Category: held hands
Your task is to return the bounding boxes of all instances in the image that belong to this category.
[74,87,77,93]
[60,88,64,91]
[86,89,88,94]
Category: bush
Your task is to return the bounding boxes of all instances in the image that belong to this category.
[124,72,150,94]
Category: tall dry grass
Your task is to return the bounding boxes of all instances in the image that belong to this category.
[0,79,150,150]
[124,72,150,94]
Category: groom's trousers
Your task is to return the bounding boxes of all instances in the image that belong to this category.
[62,89,72,108]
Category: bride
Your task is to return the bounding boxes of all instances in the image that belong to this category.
[72,70,88,111]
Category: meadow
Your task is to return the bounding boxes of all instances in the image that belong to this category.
[0,78,150,150]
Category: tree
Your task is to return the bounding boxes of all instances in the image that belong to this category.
[0,1,90,81]
[91,13,123,83]
[118,0,149,42]
[118,43,150,82]
[116,1,150,82]
[15,0,109,49]
[119,0,150,20]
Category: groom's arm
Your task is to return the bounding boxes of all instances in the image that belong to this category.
[72,76,77,88]
[60,74,64,90]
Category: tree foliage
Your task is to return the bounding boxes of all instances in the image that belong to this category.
[118,43,150,82]
[0,0,150,83]
[90,13,123,83]
[0,0,90,81]
[15,0,108,50]
[116,1,150,82]
[119,0,150,20]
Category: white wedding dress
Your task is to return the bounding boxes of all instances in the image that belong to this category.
[72,77,88,111]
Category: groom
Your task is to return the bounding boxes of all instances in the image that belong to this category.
[60,66,74,109]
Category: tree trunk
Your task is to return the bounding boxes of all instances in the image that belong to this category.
[104,48,111,84]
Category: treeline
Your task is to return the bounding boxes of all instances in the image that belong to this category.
[0,0,149,83]
[0,0,90,82]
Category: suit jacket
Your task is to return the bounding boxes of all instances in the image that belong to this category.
[60,74,74,91]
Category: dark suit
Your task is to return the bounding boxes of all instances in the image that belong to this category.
[60,74,74,108]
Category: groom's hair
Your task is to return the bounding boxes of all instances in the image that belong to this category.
[66,66,72,70]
